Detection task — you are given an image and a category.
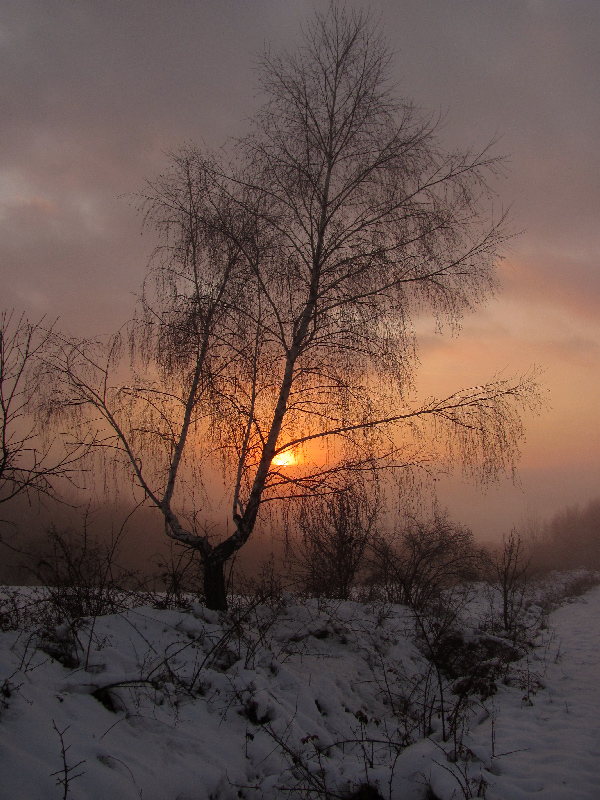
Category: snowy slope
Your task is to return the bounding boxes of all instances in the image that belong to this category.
[467,585,600,799]
[0,582,598,800]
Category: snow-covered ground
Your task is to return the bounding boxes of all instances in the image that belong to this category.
[0,577,598,800]
[468,584,600,800]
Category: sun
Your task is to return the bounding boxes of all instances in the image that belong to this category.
[272,450,298,467]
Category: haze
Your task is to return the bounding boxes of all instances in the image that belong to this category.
[1,0,598,538]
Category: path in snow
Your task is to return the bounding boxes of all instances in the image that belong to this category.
[474,586,600,800]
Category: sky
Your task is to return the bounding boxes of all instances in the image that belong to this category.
[1,0,599,540]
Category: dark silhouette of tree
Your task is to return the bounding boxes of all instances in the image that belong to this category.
[290,478,382,599]
[0,310,83,509]
[370,513,482,609]
[50,5,541,610]
[487,529,532,636]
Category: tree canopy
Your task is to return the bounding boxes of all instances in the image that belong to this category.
[49,4,541,609]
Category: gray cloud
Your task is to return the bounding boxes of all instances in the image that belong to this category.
[2,0,598,330]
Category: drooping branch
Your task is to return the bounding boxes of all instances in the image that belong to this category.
[0,311,89,506]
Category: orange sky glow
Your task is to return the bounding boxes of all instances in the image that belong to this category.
[272,451,300,468]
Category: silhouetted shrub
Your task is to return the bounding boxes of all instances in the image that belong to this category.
[289,482,381,599]
[483,529,533,638]
[369,513,483,609]
[29,518,138,623]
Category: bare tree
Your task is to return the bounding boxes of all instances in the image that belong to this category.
[289,478,381,599]
[370,513,482,609]
[0,310,84,510]
[487,529,532,635]
[50,5,541,610]
[48,148,249,609]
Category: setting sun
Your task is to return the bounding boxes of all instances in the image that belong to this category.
[272,450,298,467]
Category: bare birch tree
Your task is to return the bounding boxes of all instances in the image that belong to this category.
[48,148,252,608]
[50,5,541,610]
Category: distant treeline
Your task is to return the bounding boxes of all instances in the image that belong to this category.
[530,498,600,573]
[1,494,599,591]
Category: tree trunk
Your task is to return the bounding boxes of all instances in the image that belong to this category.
[203,557,228,611]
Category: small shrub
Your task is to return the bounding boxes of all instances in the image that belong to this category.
[232,553,286,609]
[561,570,600,597]
[0,586,24,631]
[370,513,483,610]
[482,530,538,642]
[29,519,138,624]
[150,542,204,609]
[289,481,381,600]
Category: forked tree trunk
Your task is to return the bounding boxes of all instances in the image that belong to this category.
[203,557,228,611]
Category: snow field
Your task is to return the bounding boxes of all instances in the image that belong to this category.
[0,581,598,799]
